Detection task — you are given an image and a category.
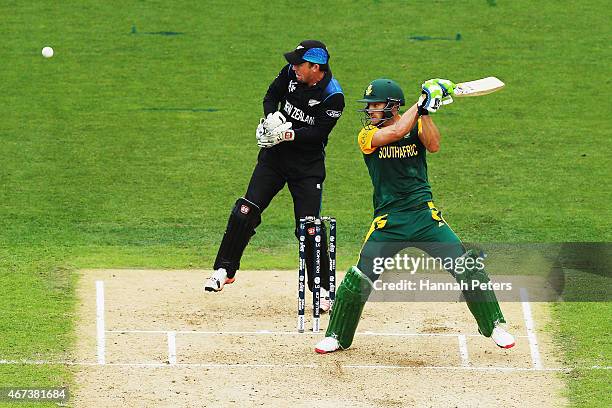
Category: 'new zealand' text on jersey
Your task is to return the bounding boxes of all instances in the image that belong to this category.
[262,65,345,170]
[358,120,433,215]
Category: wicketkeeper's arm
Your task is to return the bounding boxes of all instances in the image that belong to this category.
[262,65,291,116]
[290,93,345,146]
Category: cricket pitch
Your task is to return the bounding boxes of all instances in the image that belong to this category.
[74,269,567,407]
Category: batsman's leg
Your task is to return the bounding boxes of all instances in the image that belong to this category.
[452,249,514,348]
[314,266,373,353]
[315,213,403,353]
[452,249,506,334]
[415,204,514,348]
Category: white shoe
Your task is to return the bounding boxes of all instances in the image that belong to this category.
[314,336,340,354]
[491,324,515,349]
[204,269,234,292]
[320,288,331,313]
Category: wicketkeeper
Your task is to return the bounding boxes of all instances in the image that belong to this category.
[315,78,515,353]
[205,40,345,313]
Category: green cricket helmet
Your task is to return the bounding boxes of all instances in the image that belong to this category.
[358,78,405,127]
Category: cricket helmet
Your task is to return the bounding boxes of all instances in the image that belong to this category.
[358,78,405,127]
[358,78,405,105]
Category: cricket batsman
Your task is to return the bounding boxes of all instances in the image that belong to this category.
[314,78,515,353]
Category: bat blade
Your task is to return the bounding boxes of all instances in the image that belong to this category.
[454,77,505,97]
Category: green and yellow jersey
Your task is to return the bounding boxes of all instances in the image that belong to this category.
[358,119,433,215]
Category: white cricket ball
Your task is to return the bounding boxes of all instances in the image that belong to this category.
[42,46,54,58]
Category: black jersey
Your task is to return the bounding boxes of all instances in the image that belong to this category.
[261,65,344,162]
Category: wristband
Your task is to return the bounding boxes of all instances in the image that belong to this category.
[418,106,429,116]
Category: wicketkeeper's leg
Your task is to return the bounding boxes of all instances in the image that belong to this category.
[211,160,285,280]
[213,197,262,278]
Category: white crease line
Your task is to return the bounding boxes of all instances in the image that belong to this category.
[458,335,469,367]
[96,281,105,365]
[342,365,566,372]
[1,359,609,371]
[520,288,543,369]
[105,329,528,338]
[167,331,177,365]
[0,360,55,365]
[118,363,320,369]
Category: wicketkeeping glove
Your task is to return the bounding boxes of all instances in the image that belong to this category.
[256,119,266,139]
[263,111,286,130]
[417,81,443,115]
[257,122,294,148]
[256,111,287,141]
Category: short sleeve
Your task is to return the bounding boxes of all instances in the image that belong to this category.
[358,127,378,154]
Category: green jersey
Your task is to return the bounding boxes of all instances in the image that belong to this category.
[357,119,432,215]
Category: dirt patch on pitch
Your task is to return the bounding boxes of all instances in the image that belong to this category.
[74,269,568,407]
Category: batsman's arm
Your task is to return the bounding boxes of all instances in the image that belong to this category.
[370,103,419,147]
[263,65,291,116]
[418,115,440,153]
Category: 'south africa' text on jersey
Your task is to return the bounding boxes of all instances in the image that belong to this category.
[378,144,419,159]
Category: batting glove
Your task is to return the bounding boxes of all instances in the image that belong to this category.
[430,78,456,105]
[257,122,294,148]
[417,82,443,115]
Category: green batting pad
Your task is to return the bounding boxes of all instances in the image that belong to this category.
[456,252,505,337]
[325,266,372,349]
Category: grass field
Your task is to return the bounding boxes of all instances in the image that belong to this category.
[0,1,610,406]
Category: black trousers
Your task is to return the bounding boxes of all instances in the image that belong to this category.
[244,157,331,292]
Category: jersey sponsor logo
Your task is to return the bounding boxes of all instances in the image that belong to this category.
[283,100,315,125]
[308,99,320,106]
[288,80,297,93]
[378,144,419,159]
[240,205,250,214]
[326,109,342,118]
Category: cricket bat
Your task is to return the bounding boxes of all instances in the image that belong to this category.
[454,77,505,97]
